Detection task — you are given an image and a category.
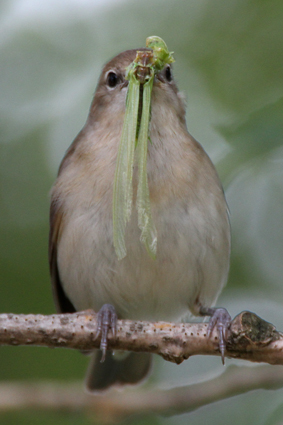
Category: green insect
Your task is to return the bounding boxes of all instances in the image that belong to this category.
[146,36,175,71]
[112,36,175,260]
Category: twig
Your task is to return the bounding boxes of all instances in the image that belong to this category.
[0,311,283,365]
[0,365,282,421]
[0,311,283,364]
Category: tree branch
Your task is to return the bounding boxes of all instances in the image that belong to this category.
[0,365,283,420]
[0,310,282,364]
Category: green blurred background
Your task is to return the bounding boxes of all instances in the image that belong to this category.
[1,0,283,423]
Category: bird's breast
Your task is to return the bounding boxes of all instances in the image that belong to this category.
[57,159,230,322]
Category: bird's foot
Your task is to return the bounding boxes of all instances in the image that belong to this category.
[199,306,231,364]
[95,304,117,362]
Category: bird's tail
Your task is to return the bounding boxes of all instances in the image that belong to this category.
[85,351,152,392]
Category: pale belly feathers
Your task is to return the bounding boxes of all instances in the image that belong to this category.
[57,188,230,322]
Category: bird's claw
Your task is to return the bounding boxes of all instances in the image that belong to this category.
[95,304,117,362]
[200,306,231,364]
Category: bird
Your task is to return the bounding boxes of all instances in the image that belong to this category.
[49,45,231,392]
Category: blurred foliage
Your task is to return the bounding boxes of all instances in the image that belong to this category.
[0,0,283,423]
[0,410,93,425]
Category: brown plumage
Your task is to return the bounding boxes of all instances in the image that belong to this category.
[49,48,230,391]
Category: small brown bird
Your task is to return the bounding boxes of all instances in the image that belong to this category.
[49,47,231,392]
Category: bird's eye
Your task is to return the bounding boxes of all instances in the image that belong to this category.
[106,71,119,88]
[165,65,172,82]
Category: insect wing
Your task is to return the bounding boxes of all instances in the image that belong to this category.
[113,77,140,260]
[136,77,157,259]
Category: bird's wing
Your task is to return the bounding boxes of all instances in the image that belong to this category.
[49,195,76,313]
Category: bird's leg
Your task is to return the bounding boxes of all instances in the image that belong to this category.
[95,304,118,362]
[199,306,231,364]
